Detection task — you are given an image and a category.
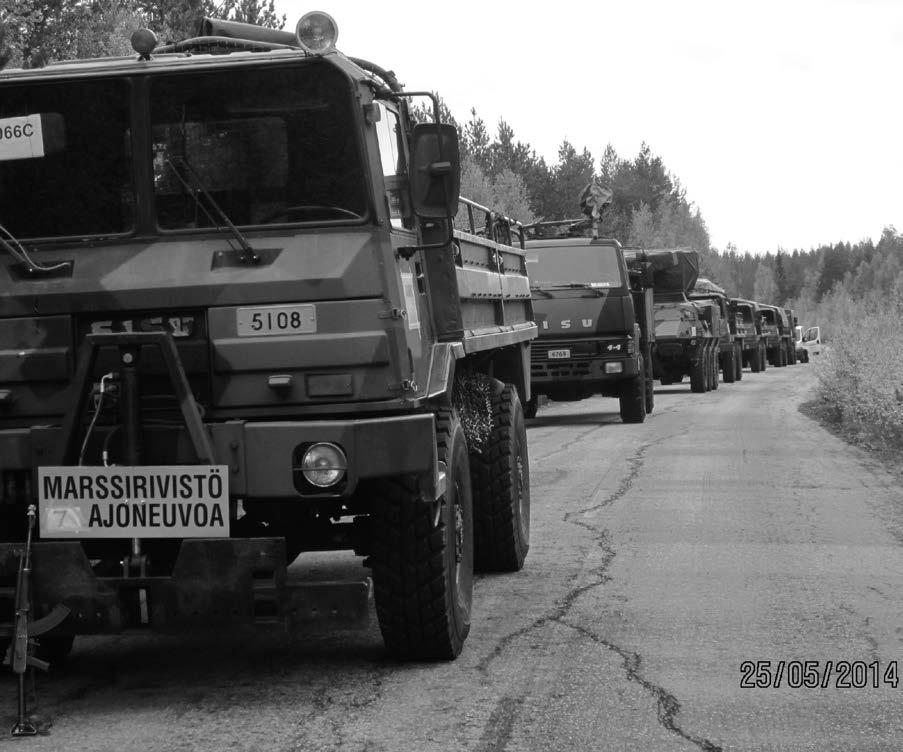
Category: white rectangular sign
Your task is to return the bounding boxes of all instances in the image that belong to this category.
[38,465,229,539]
[0,115,46,161]
[235,304,316,336]
[547,349,571,359]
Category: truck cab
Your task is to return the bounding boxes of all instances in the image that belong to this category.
[524,222,654,423]
[0,13,536,662]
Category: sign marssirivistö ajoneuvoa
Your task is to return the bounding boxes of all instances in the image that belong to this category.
[38,465,230,538]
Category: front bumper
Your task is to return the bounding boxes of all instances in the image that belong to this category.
[0,413,438,500]
[0,537,370,635]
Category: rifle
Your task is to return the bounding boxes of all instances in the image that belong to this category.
[4,504,69,737]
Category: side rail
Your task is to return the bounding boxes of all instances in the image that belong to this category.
[451,197,534,347]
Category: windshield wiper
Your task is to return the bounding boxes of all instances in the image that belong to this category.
[165,157,259,265]
[0,222,72,276]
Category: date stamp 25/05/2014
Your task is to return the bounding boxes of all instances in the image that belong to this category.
[740,660,899,689]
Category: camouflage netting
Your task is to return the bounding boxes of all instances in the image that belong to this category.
[693,277,726,297]
[452,372,493,455]
[624,249,700,295]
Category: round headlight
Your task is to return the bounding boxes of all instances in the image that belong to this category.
[295,11,338,54]
[301,442,347,488]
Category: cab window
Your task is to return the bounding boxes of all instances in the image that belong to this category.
[374,104,407,228]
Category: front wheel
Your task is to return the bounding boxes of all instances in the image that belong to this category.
[735,344,743,381]
[524,395,538,420]
[690,355,707,393]
[619,359,648,423]
[370,408,473,660]
[472,382,530,572]
[723,346,736,383]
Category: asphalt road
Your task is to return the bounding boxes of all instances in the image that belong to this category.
[4,363,903,751]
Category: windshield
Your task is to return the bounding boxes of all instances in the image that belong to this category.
[151,64,367,229]
[0,79,133,238]
[526,243,623,288]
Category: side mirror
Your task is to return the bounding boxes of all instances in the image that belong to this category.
[409,123,460,219]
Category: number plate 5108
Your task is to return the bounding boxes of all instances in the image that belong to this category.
[236,304,317,336]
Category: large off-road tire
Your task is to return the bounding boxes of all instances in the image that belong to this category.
[735,344,743,381]
[777,345,787,367]
[788,343,797,365]
[619,359,647,423]
[690,355,707,393]
[722,346,736,383]
[471,382,530,573]
[710,349,719,390]
[749,347,760,373]
[760,345,767,371]
[645,375,655,414]
[523,395,538,420]
[370,409,473,660]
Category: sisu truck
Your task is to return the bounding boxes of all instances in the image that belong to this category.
[689,277,741,383]
[522,220,655,423]
[0,13,537,665]
[730,298,766,373]
[625,249,719,393]
[759,305,787,367]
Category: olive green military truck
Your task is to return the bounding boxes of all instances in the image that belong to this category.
[689,277,741,383]
[625,250,719,393]
[759,305,787,367]
[523,221,655,423]
[0,13,536,663]
[729,298,767,373]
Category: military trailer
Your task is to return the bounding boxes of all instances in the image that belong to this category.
[759,305,787,367]
[689,277,741,383]
[624,249,718,394]
[730,298,766,373]
[0,13,537,664]
[522,221,655,423]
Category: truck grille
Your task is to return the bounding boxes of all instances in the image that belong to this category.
[531,341,598,361]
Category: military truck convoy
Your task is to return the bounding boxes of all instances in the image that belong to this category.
[0,16,812,721]
[0,12,539,669]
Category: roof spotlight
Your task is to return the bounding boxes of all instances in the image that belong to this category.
[131,28,158,59]
[295,11,338,54]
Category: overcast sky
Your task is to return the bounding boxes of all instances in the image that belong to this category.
[278,0,901,253]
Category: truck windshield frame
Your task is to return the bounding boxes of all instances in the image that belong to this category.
[526,243,624,289]
[0,60,371,244]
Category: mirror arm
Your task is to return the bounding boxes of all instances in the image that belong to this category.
[397,219,454,261]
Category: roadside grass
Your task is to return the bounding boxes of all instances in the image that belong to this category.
[800,303,903,459]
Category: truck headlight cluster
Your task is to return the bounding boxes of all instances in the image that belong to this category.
[300,442,347,488]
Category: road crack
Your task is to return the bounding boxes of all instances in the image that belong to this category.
[479,431,722,751]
